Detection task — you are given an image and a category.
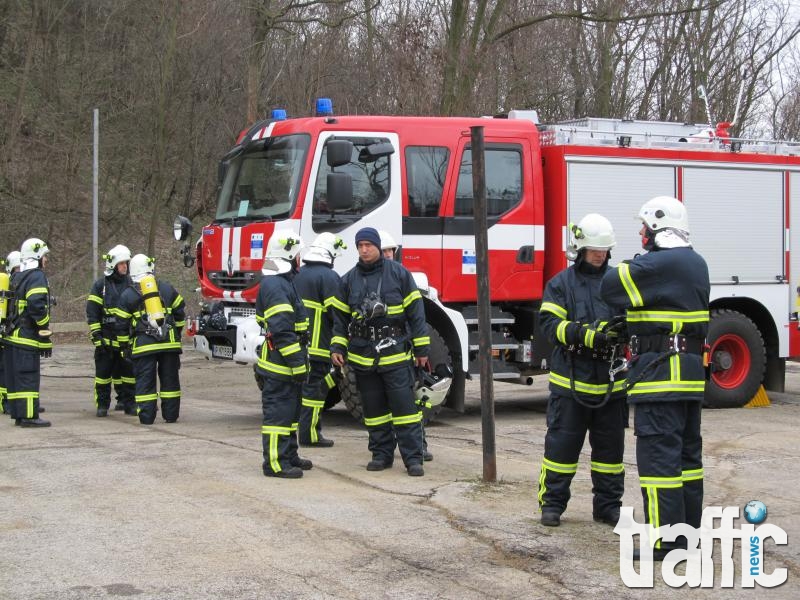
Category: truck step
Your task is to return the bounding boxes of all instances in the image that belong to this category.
[462,305,515,325]
[468,358,520,379]
[468,330,518,351]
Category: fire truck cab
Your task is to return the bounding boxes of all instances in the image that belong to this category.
[177,105,800,414]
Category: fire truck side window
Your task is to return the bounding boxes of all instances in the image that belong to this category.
[454,146,522,217]
[405,146,450,217]
[312,136,391,229]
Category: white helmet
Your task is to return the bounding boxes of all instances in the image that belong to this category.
[5,250,21,273]
[379,230,398,251]
[129,254,155,283]
[20,238,49,270]
[103,244,132,276]
[303,232,346,265]
[20,238,49,262]
[263,229,304,275]
[567,213,615,260]
[638,196,689,234]
[415,370,452,408]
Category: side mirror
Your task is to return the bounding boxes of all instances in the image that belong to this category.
[181,243,195,268]
[326,139,353,168]
[173,215,192,242]
[358,142,395,163]
[326,172,353,211]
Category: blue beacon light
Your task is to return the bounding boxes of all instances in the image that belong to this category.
[315,98,333,116]
[271,108,287,120]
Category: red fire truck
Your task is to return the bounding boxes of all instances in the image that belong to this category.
[174,104,800,415]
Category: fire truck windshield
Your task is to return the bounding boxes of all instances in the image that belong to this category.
[214,133,310,223]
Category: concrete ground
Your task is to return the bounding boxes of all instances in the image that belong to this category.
[1,342,798,599]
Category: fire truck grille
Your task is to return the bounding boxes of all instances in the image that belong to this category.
[207,270,262,291]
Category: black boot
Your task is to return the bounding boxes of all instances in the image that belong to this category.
[96,408,108,417]
[366,458,393,471]
[540,510,561,527]
[263,466,303,479]
[300,436,334,447]
[114,402,125,411]
[593,506,620,527]
[407,463,424,477]
[19,418,51,428]
[290,456,313,470]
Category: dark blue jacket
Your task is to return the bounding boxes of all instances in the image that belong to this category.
[331,257,429,372]
[294,261,347,364]
[255,271,309,381]
[539,259,626,402]
[600,246,710,404]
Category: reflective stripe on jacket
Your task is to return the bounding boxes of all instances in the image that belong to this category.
[331,257,429,371]
[255,271,309,381]
[539,260,626,402]
[600,246,710,403]
[4,268,52,351]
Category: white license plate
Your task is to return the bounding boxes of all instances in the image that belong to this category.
[211,344,233,359]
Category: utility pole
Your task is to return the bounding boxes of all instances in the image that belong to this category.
[92,108,99,281]
[470,125,496,482]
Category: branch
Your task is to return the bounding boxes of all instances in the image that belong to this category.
[492,0,730,43]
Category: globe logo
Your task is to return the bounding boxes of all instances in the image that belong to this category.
[744,500,768,524]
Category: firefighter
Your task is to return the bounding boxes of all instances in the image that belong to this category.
[378,230,434,463]
[537,214,627,527]
[256,229,311,478]
[331,227,429,477]
[86,245,136,417]
[1,251,22,416]
[4,239,52,427]
[600,196,710,561]
[293,232,348,447]
[117,254,186,425]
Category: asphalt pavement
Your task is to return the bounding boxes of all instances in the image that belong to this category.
[1,343,798,599]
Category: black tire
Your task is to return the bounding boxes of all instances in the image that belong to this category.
[422,326,453,423]
[705,309,766,408]
[338,364,362,421]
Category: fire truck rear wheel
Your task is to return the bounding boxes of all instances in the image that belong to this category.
[704,309,765,409]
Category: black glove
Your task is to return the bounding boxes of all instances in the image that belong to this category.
[119,343,132,360]
[602,315,627,338]
[90,331,103,347]
[585,328,609,350]
[40,347,52,358]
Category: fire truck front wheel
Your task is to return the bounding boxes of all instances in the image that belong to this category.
[704,309,766,409]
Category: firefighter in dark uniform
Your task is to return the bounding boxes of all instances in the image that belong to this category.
[331,227,429,477]
[537,214,627,527]
[4,238,52,427]
[117,254,186,425]
[256,230,311,478]
[379,230,435,462]
[1,251,21,417]
[601,196,710,561]
[86,244,136,417]
[294,232,348,447]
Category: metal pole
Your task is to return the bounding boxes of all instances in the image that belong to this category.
[92,108,99,281]
[470,125,496,482]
